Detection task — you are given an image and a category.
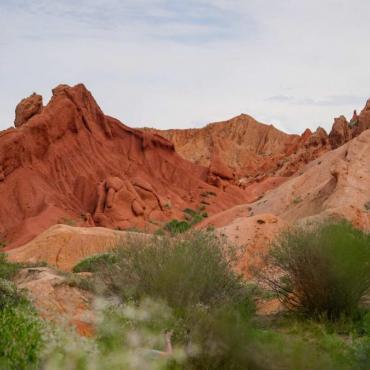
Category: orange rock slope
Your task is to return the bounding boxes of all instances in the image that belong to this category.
[0,84,251,249]
[198,129,370,276]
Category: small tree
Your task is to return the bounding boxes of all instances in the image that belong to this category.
[263,220,370,320]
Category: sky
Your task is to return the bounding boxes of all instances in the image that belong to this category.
[0,0,369,134]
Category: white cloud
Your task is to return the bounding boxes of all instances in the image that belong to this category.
[0,0,369,134]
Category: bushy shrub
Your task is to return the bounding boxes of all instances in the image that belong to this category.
[40,226,368,370]
[0,278,29,309]
[0,255,43,369]
[0,280,42,370]
[0,253,21,280]
[0,305,42,370]
[263,220,370,319]
[183,208,207,225]
[184,305,348,370]
[72,253,117,273]
[164,220,191,235]
[96,231,247,313]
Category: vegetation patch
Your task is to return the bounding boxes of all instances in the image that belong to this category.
[163,219,192,235]
[72,253,117,273]
[183,207,208,224]
[261,220,370,320]
[0,255,43,370]
[1,222,369,369]
[0,253,22,280]
[0,305,42,370]
[101,232,246,311]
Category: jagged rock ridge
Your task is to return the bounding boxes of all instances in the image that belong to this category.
[0,84,250,248]
[145,101,370,185]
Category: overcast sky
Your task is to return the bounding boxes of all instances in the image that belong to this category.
[0,0,369,134]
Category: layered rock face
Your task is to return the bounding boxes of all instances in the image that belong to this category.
[0,84,249,248]
[144,114,300,180]
[201,129,370,231]
[146,101,370,184]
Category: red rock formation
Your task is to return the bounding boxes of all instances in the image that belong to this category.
[144,114,298,179]
[14,92,43,127]
[0,84,250,248]
[305,127,329,147]
[2,85,369,250]
[145,100,370,185]
[209,154,234,180]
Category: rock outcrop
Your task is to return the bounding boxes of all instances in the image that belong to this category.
[6,224,136,271]
[0,84,250,248]
[352,99,370,137]
[14,93,43,127]
[14,267,94,336]
[329,116,352,149]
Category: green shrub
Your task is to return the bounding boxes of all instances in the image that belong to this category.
[263,220,370,320]
[97,231,247,313]
[164,220,191,235]
[0,278,29,309]
[180,302,357,370]
[260,315,365,370]
[0,253,22,280]
[0,279,42,370]
[183,208,205,225]
[0,305,42,370]
[157,207,208,237]
[72,253,117,273]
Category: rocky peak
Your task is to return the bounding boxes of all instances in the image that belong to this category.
[301,128,313,140]
[329,115,351,149]
[354,98,370,136]
[305,127,329,147]
[0,83,250,248]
